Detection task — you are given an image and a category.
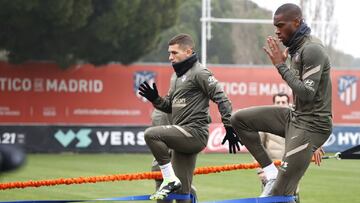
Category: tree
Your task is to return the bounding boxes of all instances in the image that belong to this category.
[0,0,180,68]
[300,0,344,66]
[141,0,235,64]
[141,0,357,68]
[229,0,274,65]
[141,0,274,65]
[300,0,337,47]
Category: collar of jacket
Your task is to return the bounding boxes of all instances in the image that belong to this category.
[172,53,198,77]
[285,21,311,56]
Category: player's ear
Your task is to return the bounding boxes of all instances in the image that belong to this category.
[186,48,193,56]
[294,18,301,27]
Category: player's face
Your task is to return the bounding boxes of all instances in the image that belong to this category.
[273,14,300,46]
[168,44,192,64]
[274,96,289,107]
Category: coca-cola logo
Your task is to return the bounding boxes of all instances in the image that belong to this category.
[203,124,248,153]
[206,126,228,152]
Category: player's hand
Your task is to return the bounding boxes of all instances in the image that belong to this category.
[221,127,242,154]
[312,147,325,166]
[263,36,288,66]
[138,81,159,102]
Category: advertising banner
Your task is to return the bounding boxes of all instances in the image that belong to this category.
[0,125,149,153]
[1,62,359,125]
[0,62,172,125]
[331,72,360,124]
[1,124,357,153]
[203,123,248,153]
[322,125,360,153]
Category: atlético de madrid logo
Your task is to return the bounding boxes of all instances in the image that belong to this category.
[338,75,358,106]
[134,71,156,102]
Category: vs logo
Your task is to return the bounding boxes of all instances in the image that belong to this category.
[54,129,92,148]
[134,71,156,102]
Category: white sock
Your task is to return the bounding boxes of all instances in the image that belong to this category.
[159,162,176,180]
[263,163,278,180]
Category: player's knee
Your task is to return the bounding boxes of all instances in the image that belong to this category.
[144,127,158,144]
[230,113,238,126]
[0,145,26,172]
[230,110,247,128]
[230,112,249,140]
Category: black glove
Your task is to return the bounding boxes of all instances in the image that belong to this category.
[138,81,159,102]
[221,127,242,154]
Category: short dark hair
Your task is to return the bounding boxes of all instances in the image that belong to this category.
[274,3,302,21]
[272,92,290,104]
[168,33,195,50]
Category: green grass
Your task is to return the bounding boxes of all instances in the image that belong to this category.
[0,153,359,202]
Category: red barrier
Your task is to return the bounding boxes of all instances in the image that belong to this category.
[0,160,281,190]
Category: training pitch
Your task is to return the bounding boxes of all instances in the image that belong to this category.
[0,153,359,203]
